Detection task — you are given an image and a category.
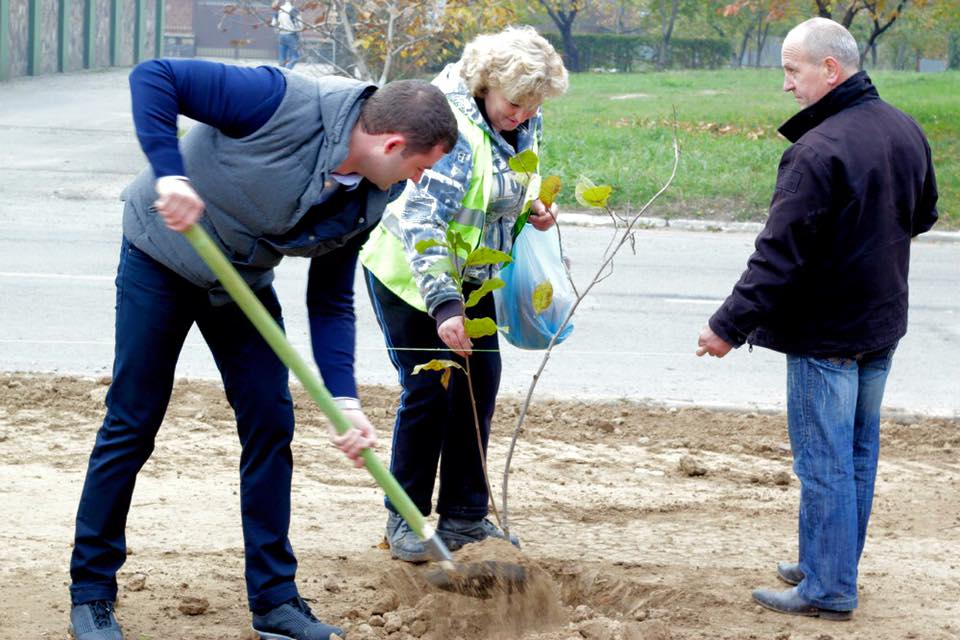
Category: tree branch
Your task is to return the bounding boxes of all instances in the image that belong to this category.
[500,120,682,536]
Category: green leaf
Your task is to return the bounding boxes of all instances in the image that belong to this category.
[465,278,505,308]
[512,210,530,239]
[508,149,539,175]
[412,359,463,375]
[532,281,554,314]
[425,257,454,276]
[415,238,444,253]
[464,317,498,339]
[575,175,613,209]
[582,185,612,208]
[575,175,596,206]
[446,228,473,257]
[465,246,513,268]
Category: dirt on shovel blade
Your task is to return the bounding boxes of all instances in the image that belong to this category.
[378,538,567,639]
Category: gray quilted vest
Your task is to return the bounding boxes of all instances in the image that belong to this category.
[121,70,389,304]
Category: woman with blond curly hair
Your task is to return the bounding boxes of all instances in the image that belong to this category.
[359,25,568,562]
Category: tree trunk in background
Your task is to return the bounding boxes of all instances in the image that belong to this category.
[656,0,680,71]
[754,16,770,67]
[814,0,861,28]
[737,23,754,68]
[859,2,907,70]
[539,1,581,72]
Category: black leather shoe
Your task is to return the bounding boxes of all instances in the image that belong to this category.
[752,587,852,621]
[777,561,804,586]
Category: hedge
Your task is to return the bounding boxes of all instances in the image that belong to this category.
[543,33,732,71]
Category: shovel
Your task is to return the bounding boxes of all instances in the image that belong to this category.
[181,224,525,598]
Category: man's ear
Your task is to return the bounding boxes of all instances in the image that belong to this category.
[823,56,843,86]
[382,134,407,156]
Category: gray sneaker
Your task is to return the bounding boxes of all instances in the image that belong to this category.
[437,516,520,551]
[777,561,805,586]
[69,600,123,640]
[251,596,345,640]
[385,511,431,563]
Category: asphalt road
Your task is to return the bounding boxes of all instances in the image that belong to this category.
[1,68,957,416]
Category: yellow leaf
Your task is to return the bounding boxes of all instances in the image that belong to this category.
[532,281,554,314]
[412,359,462,375]
[440,367,451,389]
[539,175,561,208]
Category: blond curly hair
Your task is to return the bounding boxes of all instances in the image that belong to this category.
[459,26,568,109]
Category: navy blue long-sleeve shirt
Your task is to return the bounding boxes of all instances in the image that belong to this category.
[130,59,361,398]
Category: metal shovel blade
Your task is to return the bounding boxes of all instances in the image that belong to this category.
[424,560,527,599]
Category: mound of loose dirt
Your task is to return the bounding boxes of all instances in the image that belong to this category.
[1,372,958,639]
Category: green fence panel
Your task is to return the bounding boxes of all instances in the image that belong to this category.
[0,0,9,81]
[154,0,163,58]
[0,0,161,79]
[109,0,119,65]
[58,0,69,71]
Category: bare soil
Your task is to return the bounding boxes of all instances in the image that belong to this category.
[1,372,958,640]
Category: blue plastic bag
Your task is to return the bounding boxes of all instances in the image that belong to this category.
[494,224,575,350]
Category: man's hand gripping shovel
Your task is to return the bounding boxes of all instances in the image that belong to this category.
[181,224,524,599]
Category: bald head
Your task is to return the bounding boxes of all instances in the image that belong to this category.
[781,17,860,108]
[785,17,860,73]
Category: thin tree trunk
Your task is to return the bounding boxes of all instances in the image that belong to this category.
[378,1,397,84]
[755,20,770,68]
[657,0,679,71]
[737,22,754,68]
[859,1,908,69]
[539,1,580,72]
[334,0,372,80]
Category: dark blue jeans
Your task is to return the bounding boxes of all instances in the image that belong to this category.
[70,239,299,613]
[364,269,501,520]
[786,344,896,611]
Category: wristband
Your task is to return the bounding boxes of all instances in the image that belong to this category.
[333,396,361,411]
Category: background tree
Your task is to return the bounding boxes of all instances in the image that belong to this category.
[812,0,933,67]
[582,0,646,34]
[878,0,960,69]
[652,0,680,69]
[534,0,588,71]
[232,0,517,82]
[721,1,792,66]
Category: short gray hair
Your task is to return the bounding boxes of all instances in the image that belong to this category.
[791,17,860,71]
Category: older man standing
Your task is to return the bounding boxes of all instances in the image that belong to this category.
[697,18,938,620]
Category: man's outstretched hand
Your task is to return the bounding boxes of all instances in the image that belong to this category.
[697,325,733,358]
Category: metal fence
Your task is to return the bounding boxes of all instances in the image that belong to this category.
[1,0,164,80]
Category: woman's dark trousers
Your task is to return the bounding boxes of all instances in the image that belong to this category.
[364,268,501,519]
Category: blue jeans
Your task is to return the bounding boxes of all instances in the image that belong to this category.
[364,269,501,520]
[278,33,300,69]
[786,344,896,610]
[70,239,299,613]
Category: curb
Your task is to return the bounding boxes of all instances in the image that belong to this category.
[559,212,960,243]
